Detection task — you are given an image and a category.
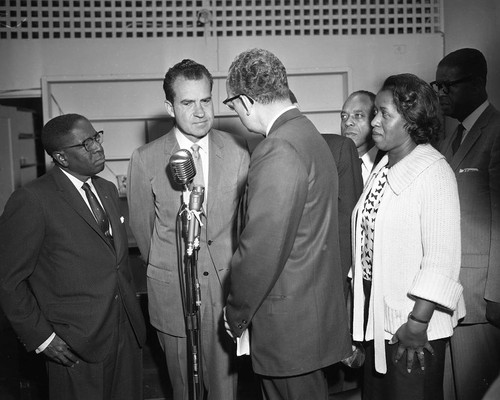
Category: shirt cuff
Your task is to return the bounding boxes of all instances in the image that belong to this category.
[36,332,56,354]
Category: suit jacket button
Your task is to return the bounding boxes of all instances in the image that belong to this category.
[242,320,247,324]
[207,240,213,245]
[237,324,243,329]
[203,271,209,276]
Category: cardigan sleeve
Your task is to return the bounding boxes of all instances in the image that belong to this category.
[408,160,463,310]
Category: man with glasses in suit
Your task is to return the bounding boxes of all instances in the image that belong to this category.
[434,47,500,400]
[0,114,146,400]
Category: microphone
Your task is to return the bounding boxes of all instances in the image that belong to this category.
[187,185,205,255]
[169,149,196,188]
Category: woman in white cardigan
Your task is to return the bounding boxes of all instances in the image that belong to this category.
[351,73,465,400]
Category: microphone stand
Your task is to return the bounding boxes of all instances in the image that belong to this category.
[180,185,205,400]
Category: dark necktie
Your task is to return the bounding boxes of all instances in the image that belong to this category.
[81,183,112,241]
[452,124,465,155]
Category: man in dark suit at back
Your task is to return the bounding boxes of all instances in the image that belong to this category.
[434,47,500,400]
[289,90,363,288]
[0,114,146,400]
[223,48,351,400]
[322,134,363,294]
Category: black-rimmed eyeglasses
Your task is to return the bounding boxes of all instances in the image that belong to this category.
[430,76,474,94]
[60,130,104,152]
[222,94,254,110]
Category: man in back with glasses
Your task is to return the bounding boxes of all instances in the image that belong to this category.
[433,48,500,400]
[0,113,146,400]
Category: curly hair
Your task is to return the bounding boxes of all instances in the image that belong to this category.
[380,73,441,144]
[163,59,213,103]
[41,113,87,156]
[227,48,290,104]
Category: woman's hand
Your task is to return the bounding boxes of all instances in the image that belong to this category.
[389,319,434,373]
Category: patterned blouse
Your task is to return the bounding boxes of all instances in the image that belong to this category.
[360,166,389,281]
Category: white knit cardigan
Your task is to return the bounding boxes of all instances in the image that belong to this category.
[351,144,466,374]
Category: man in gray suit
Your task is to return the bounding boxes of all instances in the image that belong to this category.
[223,48,351,400]
[127,59,250,400]
[434,48,500,400]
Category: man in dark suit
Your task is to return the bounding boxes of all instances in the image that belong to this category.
[322,134,363,292]
[434,48,500,400]
[289,90,363,287]
[127,59,250,400]
[223,48,351,400]
[341,90,385,185]
[0,114,146,400]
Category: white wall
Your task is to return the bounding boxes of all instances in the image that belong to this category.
[1,0,498,182]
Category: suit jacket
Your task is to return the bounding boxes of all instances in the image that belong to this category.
[322,134,363,283]
[226,109,351,377]
[127,128,250,337]
[0,167,146,362]
[440,104,500,323]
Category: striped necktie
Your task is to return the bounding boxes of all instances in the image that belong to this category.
[452,124,465,155]
[191,143,205,188]
[81,183,113,244]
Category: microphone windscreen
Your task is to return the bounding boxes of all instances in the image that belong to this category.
[169,149,196,185]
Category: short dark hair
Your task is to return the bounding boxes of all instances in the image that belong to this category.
[349,90,376,104]
[227,48,289,104]
[438,48,487,83]
[41,113,87,156]
[346,90,376,118]
[162,59,213,103]
[380,73,441,145]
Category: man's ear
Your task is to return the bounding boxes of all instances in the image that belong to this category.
[52,151,69,167]
[164,100,175,118]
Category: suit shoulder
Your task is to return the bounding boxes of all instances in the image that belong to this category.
[133,132,171,156]
[211,128,250,153]
[322,133,347,146]
[93,175,116,189]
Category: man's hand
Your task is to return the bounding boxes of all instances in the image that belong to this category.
[223,307,236,341]
[42,334,80,367]
[486,300,500,328]
[390,320,434,373]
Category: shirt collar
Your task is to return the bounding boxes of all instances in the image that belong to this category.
[175,127,209,153]
[59,167,94,191]
[361,145,379,168]
[266,105,297,136]
[462,100,489,132]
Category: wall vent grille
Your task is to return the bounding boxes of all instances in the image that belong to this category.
[1,0,442,39]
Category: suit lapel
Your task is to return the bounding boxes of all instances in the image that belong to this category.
[207,130,224,218]
[93,178,120,255]
[51,167,116,255]
[164,129,181,157]
[52,168,107,240]
[448,105,493,171]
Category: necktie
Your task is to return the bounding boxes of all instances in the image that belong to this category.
[191,143,205,188]
[452,124,465,155]
[81,183,112,241]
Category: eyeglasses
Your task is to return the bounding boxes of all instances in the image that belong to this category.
[430,76,474,94]
[60,130,104,152]
[222,94,254,110]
